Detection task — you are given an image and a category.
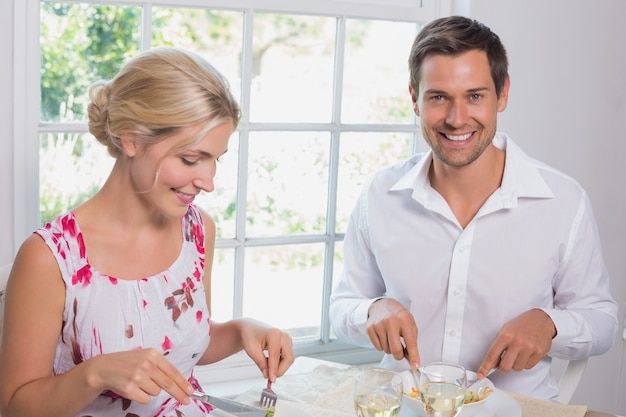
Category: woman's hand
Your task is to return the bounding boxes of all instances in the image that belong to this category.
[239,319,294,382]
[88,348,193,405]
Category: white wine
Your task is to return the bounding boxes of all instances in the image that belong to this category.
[419,382,465,417]
[354,392,401,417]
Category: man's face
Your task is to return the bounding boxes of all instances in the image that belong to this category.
[411,49,509,168]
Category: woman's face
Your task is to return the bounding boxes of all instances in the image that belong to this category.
[127,121,234,219]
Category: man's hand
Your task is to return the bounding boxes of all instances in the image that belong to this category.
[366,298,420,369]
[477,308,556,378]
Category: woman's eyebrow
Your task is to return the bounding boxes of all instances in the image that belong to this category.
[192,148,229,158]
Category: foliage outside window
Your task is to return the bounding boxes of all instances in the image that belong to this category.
[39,1,424,351]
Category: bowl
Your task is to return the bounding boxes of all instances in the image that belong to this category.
[399,370,495,417]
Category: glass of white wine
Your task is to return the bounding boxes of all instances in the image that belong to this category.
[418,362,467,417]
[354,368,403,417]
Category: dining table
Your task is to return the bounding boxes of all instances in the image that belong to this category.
[204,356,621,417]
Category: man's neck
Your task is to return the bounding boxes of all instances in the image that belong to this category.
[429,145,506,228]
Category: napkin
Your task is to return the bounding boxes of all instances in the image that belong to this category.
[310,374,357,417]
[509,392,587,417]
[233,364,363,417]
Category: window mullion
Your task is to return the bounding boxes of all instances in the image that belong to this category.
[231,8,255,319]
[319,15,347,344]
[142,3,153,51]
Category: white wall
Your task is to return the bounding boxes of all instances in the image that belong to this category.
[463,0,626,414]
[1,0,625,413]
[0,2,14,267]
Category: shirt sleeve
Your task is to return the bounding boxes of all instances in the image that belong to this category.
[544,192,618,359]
[329,188,387,347]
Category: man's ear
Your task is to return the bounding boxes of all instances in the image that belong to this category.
[497,76,511,113]
[120,131,139,157]
[408,84,419,116]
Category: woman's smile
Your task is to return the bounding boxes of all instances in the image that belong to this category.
[173,189,196,204]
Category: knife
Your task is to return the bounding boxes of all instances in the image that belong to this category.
[191,392,268,417]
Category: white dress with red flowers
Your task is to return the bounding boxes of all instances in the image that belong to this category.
[36,204,213,417]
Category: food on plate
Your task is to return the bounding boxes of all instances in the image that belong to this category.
[463,387,494,404]
[263,405,276,417]
[405,386,494,404]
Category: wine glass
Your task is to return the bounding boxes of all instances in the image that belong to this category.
[418,362,467,417]
[354,368,403,417]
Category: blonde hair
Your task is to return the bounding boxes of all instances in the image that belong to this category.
[87,47,241,158]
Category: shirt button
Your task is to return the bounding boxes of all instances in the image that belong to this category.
[449,330,457,337]
[453,288,461,296]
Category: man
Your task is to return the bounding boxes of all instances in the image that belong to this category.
[329,15,618,400]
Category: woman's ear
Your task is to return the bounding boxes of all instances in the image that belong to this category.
[120,131,139,157]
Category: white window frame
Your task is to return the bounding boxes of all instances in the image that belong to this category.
[13,0,450,383]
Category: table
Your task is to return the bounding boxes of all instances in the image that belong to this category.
[204,356,620,417]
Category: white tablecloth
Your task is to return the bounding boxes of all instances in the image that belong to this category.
[230,357,617,417]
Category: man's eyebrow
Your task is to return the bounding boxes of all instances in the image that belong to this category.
[467,87,491,94]
[423,89,448,96]
[424,87,491,95]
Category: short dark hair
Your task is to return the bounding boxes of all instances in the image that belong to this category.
[409,16,509,98]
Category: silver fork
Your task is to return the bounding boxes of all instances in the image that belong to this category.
[259,379,278,410]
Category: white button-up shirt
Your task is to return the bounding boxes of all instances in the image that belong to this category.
[330,133,618,400]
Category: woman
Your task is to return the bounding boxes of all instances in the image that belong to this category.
[0,47,293,417]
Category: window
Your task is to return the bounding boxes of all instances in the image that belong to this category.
[15,0,442,375]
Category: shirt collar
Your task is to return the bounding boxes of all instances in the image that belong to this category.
[389,132,554,207]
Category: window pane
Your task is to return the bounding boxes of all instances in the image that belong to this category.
[39,132,114,223]
[247,132,330,237]
[335,132,412,233]
[40,2,141,122]
[195,134,240,239]
[243,244,325,341]
[342,19,418,124]
[211,248,235,322]
[250,13,336,123]
[152,7,244,102]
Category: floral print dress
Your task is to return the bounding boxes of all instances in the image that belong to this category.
[36,204,212,417]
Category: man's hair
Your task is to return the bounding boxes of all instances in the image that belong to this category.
[409,15,509,98]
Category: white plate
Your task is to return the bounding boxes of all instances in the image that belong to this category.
[274,402,315,417]
[476,389,521,417]
[399,388,521,417]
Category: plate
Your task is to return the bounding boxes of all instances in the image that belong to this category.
[399,388,521,417]
[477,389,521,417]
[274,402,315,417]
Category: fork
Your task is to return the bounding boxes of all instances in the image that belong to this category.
[259,379,278,410]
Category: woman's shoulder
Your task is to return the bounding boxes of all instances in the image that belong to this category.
[11,232,64,293]
[18,232,59,266]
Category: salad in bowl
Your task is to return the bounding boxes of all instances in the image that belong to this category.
[400,370,495,417]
